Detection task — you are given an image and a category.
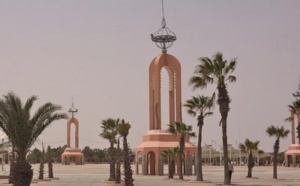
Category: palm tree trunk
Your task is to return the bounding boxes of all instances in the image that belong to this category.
[12,159,33,186]
[218,85,230,185]
[247,152,254,178]
[222,116,230,184]
[179,136,185,180]
[109,143,116,181]
[48,158,53,178]
[196,122,203,181]
[247,167,252,178]
[273,152,277,179]
[170,159,175,178]
[273,140,279,179]
[115,161,121,183]
[123,136,134,186]
[291,111,295,144]
[115,141,121,184]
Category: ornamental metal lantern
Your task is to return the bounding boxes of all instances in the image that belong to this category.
[151,0,176,54]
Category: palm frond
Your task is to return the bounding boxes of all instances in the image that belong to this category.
[266,125,289,139]
[226,75,236,83]
[117,119,131,137]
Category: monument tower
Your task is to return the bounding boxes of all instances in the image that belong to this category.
[61,101,84,165]
[134,1,196,175]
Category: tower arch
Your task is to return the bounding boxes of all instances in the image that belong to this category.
[67,117,79,148]
[149,53,182,130]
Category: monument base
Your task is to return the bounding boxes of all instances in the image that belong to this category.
[284,144,300,167]
[61,148,84,165]
[134,130,196,176]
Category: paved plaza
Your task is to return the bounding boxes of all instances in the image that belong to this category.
[0,164,300,186]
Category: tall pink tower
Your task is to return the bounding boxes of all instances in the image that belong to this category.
[134,1,196,175]
[61,100,84,165]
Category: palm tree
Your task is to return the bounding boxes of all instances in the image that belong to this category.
[168,122,196,180]
[285,100,300,144]
[117,119,134,186]
[160,147,179,179]
[100,118,120,181]
[239,138,260,178]
[189,52,237,185]
[0,92,68,186]
[266,125,289,179]
[183,94,214,181]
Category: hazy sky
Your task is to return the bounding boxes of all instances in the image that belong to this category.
[0,0,299,152]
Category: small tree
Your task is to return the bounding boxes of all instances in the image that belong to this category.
[239,139,260,178]
[100,118,120,181]
[47,145,53,178]
[168,122,196,180]
[266,125,289,179]
[160,148,178,179]
[117,119,134,186]
[183,94,214,181]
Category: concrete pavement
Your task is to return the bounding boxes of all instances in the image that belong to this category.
[0,164,300,185]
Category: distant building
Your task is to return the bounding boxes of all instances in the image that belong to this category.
[0,131,12,164]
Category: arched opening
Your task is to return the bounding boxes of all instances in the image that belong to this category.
[287,155,292,167]
[192,152,196,175]
[147,151,156,175]
[159,149,169,176]
[296,155,300,167]
[160,67,171,130]
[136,151,142,174]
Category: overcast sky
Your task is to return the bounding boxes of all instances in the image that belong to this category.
[0,0,299,152]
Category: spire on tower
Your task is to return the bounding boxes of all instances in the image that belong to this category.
[68,97,78,118]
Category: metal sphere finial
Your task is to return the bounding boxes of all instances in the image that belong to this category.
[151,0,176,53]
